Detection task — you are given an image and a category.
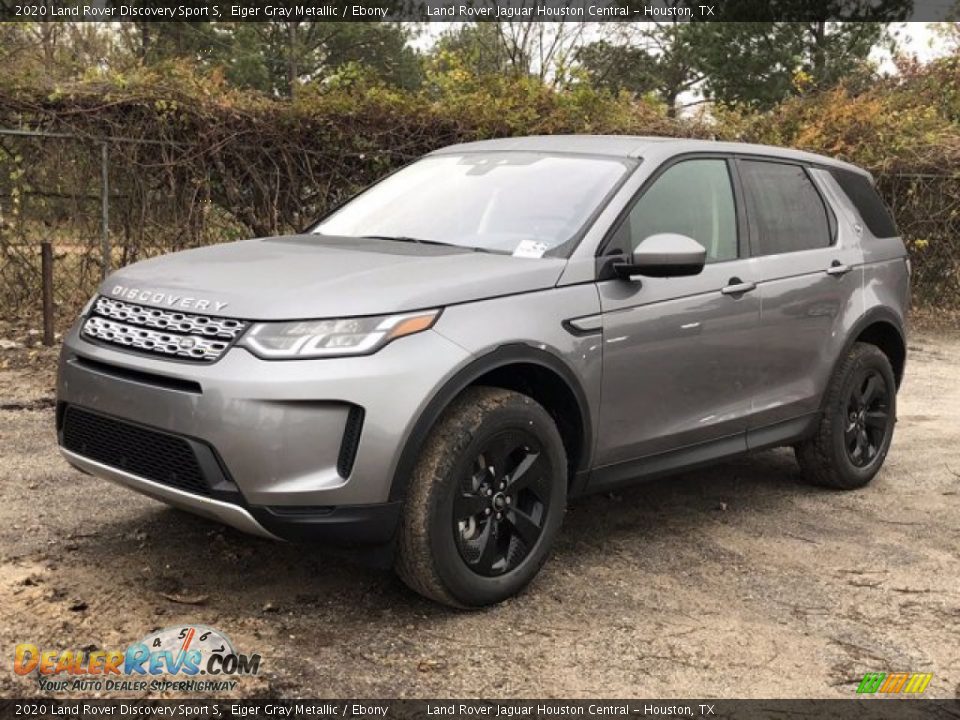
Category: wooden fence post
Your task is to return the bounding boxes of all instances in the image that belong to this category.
[41,241,54,346]
[101,141,110,278]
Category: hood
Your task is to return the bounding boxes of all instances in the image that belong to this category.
[99,235,567,320]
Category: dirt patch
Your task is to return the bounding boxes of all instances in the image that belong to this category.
[1,331,958,699]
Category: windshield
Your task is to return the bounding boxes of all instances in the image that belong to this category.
[311,152,632,257]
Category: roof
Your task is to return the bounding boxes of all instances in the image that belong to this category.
[430,134,865,174]
[431,134,667,158]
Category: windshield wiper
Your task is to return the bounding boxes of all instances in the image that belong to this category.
[361,235,506,255]
[362,235,451,246]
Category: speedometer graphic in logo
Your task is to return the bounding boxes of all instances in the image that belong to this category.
[133,624,236,675]
[132,625,262,677]
[141,625,234,658]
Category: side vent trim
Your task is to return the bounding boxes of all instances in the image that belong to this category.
[337,405,365,479]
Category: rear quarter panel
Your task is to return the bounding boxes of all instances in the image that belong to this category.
[861,236,911,332]
[816,169,910,383]
[815,169,910,324]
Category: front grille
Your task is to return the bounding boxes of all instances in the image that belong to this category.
[82,296,248,362]
[62,406,211,497]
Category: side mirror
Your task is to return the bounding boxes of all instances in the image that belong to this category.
[614,233,707,280]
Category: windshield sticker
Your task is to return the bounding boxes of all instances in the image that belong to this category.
[513,240,549,258]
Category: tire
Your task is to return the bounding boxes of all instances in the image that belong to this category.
[796,342,897,490]
[395,386,567,608]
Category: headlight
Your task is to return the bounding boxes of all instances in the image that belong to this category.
[238,309,440,359]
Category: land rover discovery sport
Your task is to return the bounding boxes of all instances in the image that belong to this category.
[57,136,909,607]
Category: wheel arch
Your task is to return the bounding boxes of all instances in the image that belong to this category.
[388,344,593,503]
[854,319,907,389]
[833,307,907,396]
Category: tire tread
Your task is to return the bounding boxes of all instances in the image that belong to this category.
[395,387,547,608]
[796,342,895,490]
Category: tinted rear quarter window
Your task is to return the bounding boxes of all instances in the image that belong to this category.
[740,160,832,256]
[829,168,899,238]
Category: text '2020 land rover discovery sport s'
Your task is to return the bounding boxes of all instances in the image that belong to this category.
[57,136,909,607]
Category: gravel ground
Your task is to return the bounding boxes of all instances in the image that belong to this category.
[0,331,958,699]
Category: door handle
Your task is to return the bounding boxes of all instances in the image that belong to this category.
[826,261,852,277]
[721,278,757,296]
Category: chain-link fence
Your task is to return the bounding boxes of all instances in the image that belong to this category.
[875,172,960,308]
[0,131,106,316]
[1,127,958,327]
[0,128,248,326]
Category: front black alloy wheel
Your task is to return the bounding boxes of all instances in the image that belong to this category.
[396,387,567,608]
[454,431,551,577]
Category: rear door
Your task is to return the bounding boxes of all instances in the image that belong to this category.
[735,158,863,444]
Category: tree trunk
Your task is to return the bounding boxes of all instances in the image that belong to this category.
[139,23,150,61]
[286,22,298,98]
[810,21,827,82]
[663,88,679,118]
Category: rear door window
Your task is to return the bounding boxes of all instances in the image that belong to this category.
[740,160,832,256]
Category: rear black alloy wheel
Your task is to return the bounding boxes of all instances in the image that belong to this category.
[454,431,550,577]
[396,387,567,608]
[843,368,891,468]
[796,342,897,490]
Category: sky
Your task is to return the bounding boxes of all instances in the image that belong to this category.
[879,22,953,65]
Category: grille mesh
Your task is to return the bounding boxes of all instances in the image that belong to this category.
[62,406,211,497]
[82,296,247,362]
[83,316,231,361]
[93,296,246,338]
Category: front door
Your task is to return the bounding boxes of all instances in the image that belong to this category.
[592,157,761,479]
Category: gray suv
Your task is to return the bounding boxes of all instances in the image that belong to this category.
[57,136,909,607]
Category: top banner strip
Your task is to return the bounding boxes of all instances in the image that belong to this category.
[0,0,952,22]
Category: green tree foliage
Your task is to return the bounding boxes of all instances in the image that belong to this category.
[0,20,423,96]
[576,19,905,113]
[575,23,704,116]
[432,22,589,86]
[0,22,117,80]
[433,23,519,77]
[212,22,423,96]
[115,22,223,65]
[690,20,903,109]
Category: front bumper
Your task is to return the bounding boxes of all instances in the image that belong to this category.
[57,323,470,542]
